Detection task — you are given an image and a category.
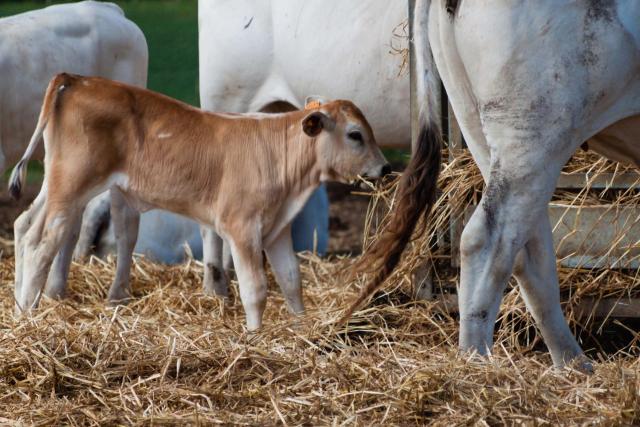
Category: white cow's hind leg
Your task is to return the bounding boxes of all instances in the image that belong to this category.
[107,188,140,304]
[458,159,561,357]
[265,225,304,314]
[201,226,229,297]
[44,217,81,299]
[512,218,587,368]
[227,233,267,331]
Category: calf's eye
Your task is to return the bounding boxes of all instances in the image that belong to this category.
[348,131,363,142]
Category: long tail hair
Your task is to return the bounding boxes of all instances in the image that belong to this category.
[341,0,443,321]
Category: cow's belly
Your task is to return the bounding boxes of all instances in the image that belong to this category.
[587,114,640,168]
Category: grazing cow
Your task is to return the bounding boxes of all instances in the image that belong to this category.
[197,0,409,294]
[1,1,148,296]
[346,0,640,369]
[92,208,204,263]
[10,74,389,330]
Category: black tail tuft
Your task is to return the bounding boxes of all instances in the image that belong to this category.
[8,159,26,200]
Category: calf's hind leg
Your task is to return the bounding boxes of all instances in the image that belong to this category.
[13,183,48,308]
[106,188,140,304]
[18,203,84,313]
[43,217,82,299]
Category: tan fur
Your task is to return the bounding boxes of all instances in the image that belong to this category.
[13,73,388,328]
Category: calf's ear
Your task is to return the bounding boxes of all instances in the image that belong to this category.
[302,111,333,137]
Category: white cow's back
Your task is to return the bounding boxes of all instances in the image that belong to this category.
[0,1,148,170]
[198,0,409,147]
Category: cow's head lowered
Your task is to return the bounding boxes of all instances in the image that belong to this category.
[301,97,390,183]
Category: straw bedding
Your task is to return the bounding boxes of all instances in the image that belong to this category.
[0,254,638,425]
[0,150,639,424]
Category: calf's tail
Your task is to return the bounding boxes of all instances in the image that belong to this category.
[8,73,72,200]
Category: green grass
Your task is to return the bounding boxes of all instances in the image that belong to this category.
[2,161,43,184]
[382,148,410,167]
[0,0,199,106]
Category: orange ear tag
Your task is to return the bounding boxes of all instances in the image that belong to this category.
[305,100,321,110]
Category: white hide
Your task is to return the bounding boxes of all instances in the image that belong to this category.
[416,0,640,368]
[0,1,148,170]
[98,210,203,264]
[198,0,409,147]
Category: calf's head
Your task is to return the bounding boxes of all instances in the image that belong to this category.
[301,98,390,183]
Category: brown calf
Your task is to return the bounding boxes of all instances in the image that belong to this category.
[10,73,389,330]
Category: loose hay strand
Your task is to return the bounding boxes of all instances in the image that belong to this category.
[0,150,638,424]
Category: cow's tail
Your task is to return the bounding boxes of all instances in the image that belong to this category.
[8,73,71,200]
[341,0,442,322]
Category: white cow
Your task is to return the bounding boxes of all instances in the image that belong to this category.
[1,1,148,295]
[197,0,409,295]
[198,0,409,146]
[347,0,640,369]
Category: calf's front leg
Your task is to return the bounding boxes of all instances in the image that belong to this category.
[265,225,304,314]
[226,232,267,331]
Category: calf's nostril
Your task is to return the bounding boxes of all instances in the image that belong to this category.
[381,164,392,177]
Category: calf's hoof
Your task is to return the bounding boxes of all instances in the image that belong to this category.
[288,306,305,316]
[107,290,133,306]
[203,282,229,299]
[562,354,594,374]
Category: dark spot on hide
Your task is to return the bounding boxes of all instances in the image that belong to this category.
[207,263,222,281]
[446,0,459,15]
[482,160,510,231]
[482,97,508,114]
[581,0,616,67]
[124,89,145,146]
[586,0,615,23]
[469,310,489,321]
